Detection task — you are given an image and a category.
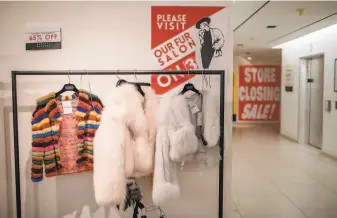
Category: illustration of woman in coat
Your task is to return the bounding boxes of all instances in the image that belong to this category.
[196,17,225,69]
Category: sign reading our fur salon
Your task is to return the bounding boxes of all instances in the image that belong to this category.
[238,65,281,122]
[150,6,229,94]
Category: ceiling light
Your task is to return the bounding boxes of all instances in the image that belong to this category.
[236,44,244,47]
[266,25,277,29]
[247,56,252,60]
[296,8,304,16]
[245,52,251,55]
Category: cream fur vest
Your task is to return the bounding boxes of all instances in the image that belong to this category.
[94,84,157,206]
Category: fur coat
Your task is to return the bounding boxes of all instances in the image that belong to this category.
[94,84,157,206]
[152,89,220,205]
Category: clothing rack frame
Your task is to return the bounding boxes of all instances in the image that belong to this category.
[11,70,225,218]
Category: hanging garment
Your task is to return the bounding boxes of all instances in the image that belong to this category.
[31,90,103,182]
[94,84,157,206]
[185,89,220,170]
[168,93,200,162]
[152,89,219,205]
[201,88,220,148]
[152,96,181,205]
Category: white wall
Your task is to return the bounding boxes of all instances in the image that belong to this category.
[0,82,8,218]
[234,54,281,73]
[277,23,337,158]
[0,2,233,218]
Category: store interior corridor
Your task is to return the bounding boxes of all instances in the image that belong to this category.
[2,1,337,218]
[231,124,337,218]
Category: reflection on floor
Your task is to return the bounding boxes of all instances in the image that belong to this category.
[231,124,337,218]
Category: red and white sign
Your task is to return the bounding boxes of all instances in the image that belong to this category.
[25,30,61,43]
[238,65,281,121]
[150,6,227,95]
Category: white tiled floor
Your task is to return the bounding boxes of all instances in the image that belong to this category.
[231,125,337,218]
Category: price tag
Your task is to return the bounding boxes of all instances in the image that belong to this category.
[62,101,72,114]
[189,103,200,114]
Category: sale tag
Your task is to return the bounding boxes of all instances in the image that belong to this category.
[62,101,72,114]
[25,28,62,50]
[25,31,61,43]
[190,104,200,114]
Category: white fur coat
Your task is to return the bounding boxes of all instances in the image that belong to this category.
[94,84,157,206]
[152,90,219,205]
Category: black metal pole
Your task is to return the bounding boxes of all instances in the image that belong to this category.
[12,70,222,75]
[11,72,22,218]
[219,71,225,218]
[12,70,225,218]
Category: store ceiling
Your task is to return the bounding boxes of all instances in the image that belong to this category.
[233,1,337,56]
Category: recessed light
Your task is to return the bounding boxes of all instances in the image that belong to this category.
[236,44,244,47]
[266,25,277,29]
[247,56,252,60]
[245,52,251,55]
[296,8,305,16]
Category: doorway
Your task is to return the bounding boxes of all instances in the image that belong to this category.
[303,55,324,148]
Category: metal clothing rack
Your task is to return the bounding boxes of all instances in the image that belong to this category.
[11,70,225,218]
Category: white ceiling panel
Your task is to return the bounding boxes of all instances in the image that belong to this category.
[233,1,337,55]
[232,1,268,29]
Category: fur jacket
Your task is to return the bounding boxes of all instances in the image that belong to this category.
[31,90,103,182]
[152,89,220,205]
[94,84,157,206]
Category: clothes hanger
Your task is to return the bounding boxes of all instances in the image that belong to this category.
[132,70,146,96]
[115,70,150,96]
[115,70,128,86]
[208,69,212,88]
[179,70,200,95]
[202,69,204,91]
[55,70,79,97]
[130,70,151,87]
[86,70,93,103]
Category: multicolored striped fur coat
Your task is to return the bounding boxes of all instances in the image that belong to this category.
[31,90,103,182]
